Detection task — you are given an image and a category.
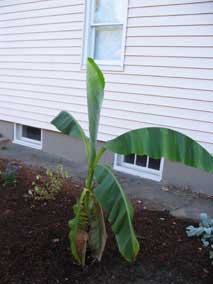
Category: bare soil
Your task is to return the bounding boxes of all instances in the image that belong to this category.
[0,159,212,284]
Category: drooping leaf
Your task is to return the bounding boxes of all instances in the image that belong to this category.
[51,111,89,158]
[94,165,139,262]
[68,188,89,266]
[87,58,105,165]
[88,195,107,261]
[104,127,213,173]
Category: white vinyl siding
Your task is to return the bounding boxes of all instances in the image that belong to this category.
[0,0,212,154]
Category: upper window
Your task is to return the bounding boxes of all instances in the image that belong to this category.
[114,154,164,182]
[83,0,128,69]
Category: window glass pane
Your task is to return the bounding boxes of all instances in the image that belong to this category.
[94,0,124,23]
[136,155,147,167]
[22,126,41,141]
[94,27,122,61]
[148,158,161,170]
[124,154,135,164]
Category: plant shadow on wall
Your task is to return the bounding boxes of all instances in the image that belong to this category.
[51,58,213,266]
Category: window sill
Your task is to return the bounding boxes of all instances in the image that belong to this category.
[81,61,124,72]
[13,139,42,150]
[114,164,163,182]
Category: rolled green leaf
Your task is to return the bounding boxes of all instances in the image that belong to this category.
[94,165,140,262]
[104,127,213,173]
[87,58,105,165]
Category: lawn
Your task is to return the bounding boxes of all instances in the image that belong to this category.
[0,159,212,284]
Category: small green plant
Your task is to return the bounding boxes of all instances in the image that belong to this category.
[0,162,20,187]
[29,165,68,201]
[186,213,213,263]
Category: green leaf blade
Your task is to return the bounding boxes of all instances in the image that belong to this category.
[104,127,213,173]
[94,165,140,262]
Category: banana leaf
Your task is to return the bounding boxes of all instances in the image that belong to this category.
[94,165,139,262]
[87,58,105,165]
[104,127,213,173]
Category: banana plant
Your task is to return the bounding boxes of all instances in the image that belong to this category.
[52,58,213,266]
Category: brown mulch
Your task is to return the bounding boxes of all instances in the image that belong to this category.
[0,159,212,284]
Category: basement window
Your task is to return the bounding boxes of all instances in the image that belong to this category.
[114,154,164,181]
[14,124,42,150]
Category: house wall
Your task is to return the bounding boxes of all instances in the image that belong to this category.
[0,121,212,195]
[44,130,213,196]
[0,0,212,153]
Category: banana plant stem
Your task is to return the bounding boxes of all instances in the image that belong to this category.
[85,147,106,190]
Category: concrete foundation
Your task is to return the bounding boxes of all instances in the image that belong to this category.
[0,120,212,197]
[0,120,14,140]
[163,160,213,196]
[43,130,114,166]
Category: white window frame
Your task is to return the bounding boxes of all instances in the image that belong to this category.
[13,123,43,150]
[82,0,129,71]
[114,154,165,182]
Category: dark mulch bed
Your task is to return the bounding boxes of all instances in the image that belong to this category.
[0,159,212,284]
